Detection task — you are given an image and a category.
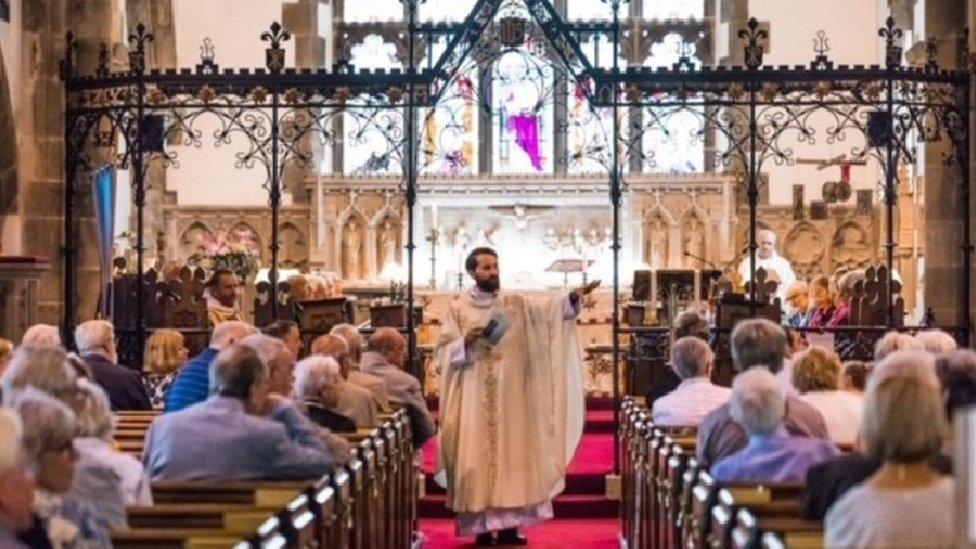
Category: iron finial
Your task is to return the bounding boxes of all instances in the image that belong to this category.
[59,31,77,81]
[878,16,903,69]
[261,21,291,73]
[738,17,767,69]
[127,23,155,75]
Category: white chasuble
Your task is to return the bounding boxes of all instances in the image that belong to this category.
[434,292,585,514]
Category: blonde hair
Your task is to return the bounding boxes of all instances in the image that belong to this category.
[0,338,13,367]
[874,331,923,361]
[792,346,842,392]
[144,330,185,375]
[0,408,23,472]
[861,375,945,464]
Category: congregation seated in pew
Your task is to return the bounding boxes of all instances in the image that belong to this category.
[143,345,334,480]
[651,336,731,428]
[142,329,188,410]
[75,320,152,411]
[311,333,384,427]
[825,352,954,547]
[792,346,863,446]
[293,355,357,432]
[164,320,255,412]
[70,379,152,528]
[697,319,829,469]
[362,327,437,446]
[12,390,113,547]
[711,369,839,483]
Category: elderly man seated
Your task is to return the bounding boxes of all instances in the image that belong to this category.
[143,345,332,480]
[697,319,828,469]
[652,337,731,427]
[0,409,34,547]
[711,369,839,482]
[294,356,356,432]
[313,333,389,409]
[310,334,383,427]
[165,321,255,412]
[361,327,436,445]
[74,320,151,411]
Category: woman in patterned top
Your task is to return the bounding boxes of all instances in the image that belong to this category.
[143,330,188,409]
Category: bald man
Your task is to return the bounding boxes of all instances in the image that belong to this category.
[165,321,257,412]
[310,334,379,427]
[361,328,436,445]
[737,229,796,298]
[312,333,390,411]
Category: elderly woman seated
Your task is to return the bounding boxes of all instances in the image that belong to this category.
[71,379,152,518]
[11,391,110,548]
[294,356,357,433]
[0,409,34,547]
[826,353,954,547]
[792,347,863,446]
[651,337,730,427]
[916,329,958,355]
[710,368,839,483]
[806,275,837,329]
[1,347,78,405]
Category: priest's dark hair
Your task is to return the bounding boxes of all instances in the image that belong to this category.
[206,269,236,288]
[465,247,498,274]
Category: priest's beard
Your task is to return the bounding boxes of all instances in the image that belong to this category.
[474,275,500,293]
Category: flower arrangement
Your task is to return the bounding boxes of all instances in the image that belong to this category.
[188,227,261,282]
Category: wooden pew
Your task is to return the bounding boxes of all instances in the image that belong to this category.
[710,486,804,549]
[733,509,823,549]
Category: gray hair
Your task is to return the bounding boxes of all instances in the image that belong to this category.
[71,379,113,441]
[915,330,958,355]
[293,356,343,400]
[1,346,77,403]
[0,409,23,472]
[671,337,713,380]
[9,389,77,465]
[21,324,62,348]
[729,368,786,436]
[369,327,405,354]
[240,334,290,369]
[674,310,709,341]
[868,349,938,392]
[209,345,266,399]
[873,331,923,361]
[73,320,115,354]
[210,321,258,349]
[730,319,787,373]
[330,324,364,363]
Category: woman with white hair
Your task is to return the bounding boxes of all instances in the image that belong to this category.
[11,390,111,548]
[825,360,953,547]
[20,324,62,349]
[294,356,356,432]
[71,379,152,512]
[711,369,839,482]
[915,329,958,355]
[0,347,77,405]
[873,331,923,361]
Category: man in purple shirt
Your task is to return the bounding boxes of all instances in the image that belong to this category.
[712,369,839,482]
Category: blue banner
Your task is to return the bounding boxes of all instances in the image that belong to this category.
[92,166,116,316]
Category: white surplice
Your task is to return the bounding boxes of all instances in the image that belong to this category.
[435,289,585,534]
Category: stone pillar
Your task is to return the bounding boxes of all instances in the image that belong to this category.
[924,0,967,328]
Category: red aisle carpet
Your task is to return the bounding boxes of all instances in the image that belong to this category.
[418,398,619,547]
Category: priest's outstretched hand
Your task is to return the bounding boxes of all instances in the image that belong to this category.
[569,279,601,302]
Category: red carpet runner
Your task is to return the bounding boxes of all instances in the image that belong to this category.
[418,398,619,547]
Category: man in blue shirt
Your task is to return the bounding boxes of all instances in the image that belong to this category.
[712,368,839,483]
[164,321,255,412]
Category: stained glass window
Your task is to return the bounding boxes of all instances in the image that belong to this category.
[418,38,479,175]
[491,49,555,174]
[641,33,704,173]
[343,35,404,175]
[568,38,625,174]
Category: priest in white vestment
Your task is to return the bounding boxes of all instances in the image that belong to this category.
[435,247,594,545]
[737,229,796,298]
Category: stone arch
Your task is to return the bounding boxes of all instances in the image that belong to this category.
[337,209,368,280]
[642,205,674,269]
[831,220,872,270]
[0,40,18,249]
[679,206,708,269]
[784,221,825,279]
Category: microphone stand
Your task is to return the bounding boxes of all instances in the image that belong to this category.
[682,251,718,270]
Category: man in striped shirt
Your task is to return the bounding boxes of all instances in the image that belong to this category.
[164,321,256,412]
